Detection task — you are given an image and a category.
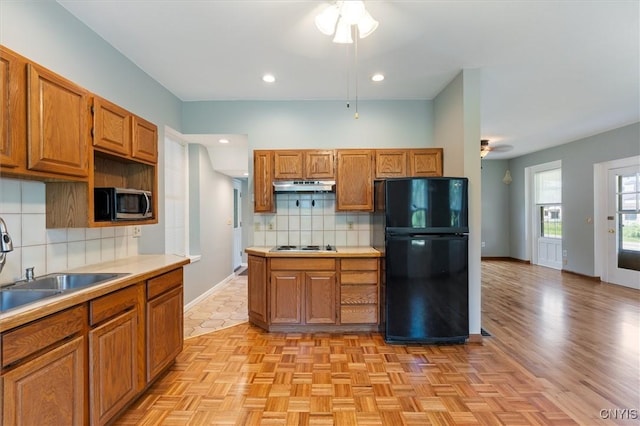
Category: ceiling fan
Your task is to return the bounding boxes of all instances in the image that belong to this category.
[480,139,513,158]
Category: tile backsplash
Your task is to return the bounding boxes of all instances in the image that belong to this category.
[0,178,139,284]
[252,193,371,247]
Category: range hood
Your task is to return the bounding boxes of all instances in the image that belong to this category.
[273,180,336,193]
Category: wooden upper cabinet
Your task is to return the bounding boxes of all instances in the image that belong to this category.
[375,148,443,178]
[93,96,131,157]
[254,150,275,213]
[0,46,25,170]
[305,150,334,179]
[132,115,157,164]
[336,149,374,211]
[375,149,408,178]
[274,150,335,180]
[274,150,303,179]
[27,63,90,178]
[409,148,443,176]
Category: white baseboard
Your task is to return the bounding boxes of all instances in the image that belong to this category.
[183,272,236,311]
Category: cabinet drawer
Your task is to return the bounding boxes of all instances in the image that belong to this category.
[341,305,377,324]
[90,284,140,326]
[340,271,378,285]
[147,268,182,300]
[270,258,336,271]
[340,285,377,305]
[340,258,378,271]
[2,305,87,367]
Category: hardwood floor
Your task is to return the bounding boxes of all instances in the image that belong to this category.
[114,260,639,425]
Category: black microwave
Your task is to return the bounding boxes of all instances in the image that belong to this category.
[94,187,153,221]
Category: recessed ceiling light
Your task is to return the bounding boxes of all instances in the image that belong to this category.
[219,138,229,144]
[262,74,276,83]
[371,73,384,82]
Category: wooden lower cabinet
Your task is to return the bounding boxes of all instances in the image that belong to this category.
[340,259,379,324]
[146,269,184,382]
[248,255,268,325]
[2,336,85,426]
[89,310,138,426]
[87,283,144,426]
[248,255,378,331]
[305,272,337,324]
[270,270,337,325]
[270,271,303,324]
[0,266,185,426]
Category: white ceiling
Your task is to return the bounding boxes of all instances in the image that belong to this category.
[58,0,639,160]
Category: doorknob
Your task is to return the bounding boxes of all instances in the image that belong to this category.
[608,229,615,233]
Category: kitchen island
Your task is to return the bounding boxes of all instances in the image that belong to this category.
[245,246,382,333]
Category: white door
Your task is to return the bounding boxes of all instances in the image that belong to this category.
[536,205,563,269]
[605,165,640,289]
[232,180,242,270]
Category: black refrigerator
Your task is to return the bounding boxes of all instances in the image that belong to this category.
[372,177,469,344]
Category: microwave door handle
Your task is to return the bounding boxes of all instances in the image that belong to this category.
[143,193,151,217]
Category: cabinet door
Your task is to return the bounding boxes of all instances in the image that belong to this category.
[305,150,335,179]
[0,46,25,169]
[27,63,89,177]
[93,96,131,157]
[2,336,86,426]
[409,148,443,177]
[254,150,275,213]
[270,271,302,324]
[248,255,268,325]
[336,150,374,211]
[274,150,303,179]
[305,271,337,324]
[146,285,183,382]
[89,310,138,426]
[375,150,407,178]
[132,115,157,163]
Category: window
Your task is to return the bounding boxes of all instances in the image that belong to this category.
[164,131,189,256]
[535,168,562,239]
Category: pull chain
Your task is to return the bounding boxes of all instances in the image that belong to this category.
[354,34,359,119]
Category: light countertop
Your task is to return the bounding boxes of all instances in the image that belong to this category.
[245,246,382,258]
[1,254,190,331]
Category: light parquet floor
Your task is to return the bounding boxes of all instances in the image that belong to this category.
[114,260,640,425]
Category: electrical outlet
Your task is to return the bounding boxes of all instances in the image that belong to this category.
[132,226,142,238]
[268,222,274,230]
[347,221,354,230]
[481,241,486,248]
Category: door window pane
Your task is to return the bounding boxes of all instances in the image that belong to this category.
[540,205,562,238]
[617,172,640,270]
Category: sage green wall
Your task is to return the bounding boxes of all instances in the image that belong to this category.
[481,160,510,257]
[507,122,640,276]
[1,0,183,257]
[433,70,482,337]
[182,100,434,151]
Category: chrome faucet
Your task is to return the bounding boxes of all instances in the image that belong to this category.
[25,267,35,281]
[0,217,14,275]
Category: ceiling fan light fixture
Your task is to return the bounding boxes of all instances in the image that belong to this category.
[332,17,353,44]
[315,4,340,35]
[357,11,378,38]
[316,1,377,43]
[340,0,366,25]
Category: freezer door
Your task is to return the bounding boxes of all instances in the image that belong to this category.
[385,177,468,233]
[385,234,468,343]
